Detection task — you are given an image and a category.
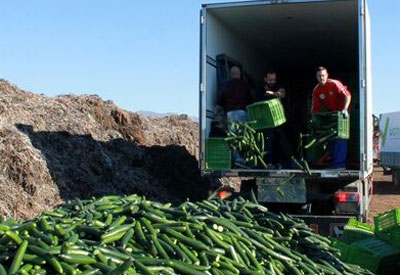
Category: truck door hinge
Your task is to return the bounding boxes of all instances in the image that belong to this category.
[200,83,205,92]
[360,2,365,15]
[201,15,205,24]
[361,79,366,88]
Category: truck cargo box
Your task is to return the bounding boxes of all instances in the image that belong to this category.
[199,0,373,180]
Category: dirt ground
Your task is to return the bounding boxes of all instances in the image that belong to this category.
[369,166,400,223]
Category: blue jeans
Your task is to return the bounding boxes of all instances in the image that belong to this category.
[328,139,348,168]
[227,110,248,163]
[227,110,248,128]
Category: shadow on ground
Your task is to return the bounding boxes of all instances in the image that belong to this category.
[372,179,400,195]
[16,124,211,204]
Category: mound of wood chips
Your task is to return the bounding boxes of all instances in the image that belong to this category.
[0,79,234,221]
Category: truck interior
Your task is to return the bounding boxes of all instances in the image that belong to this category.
[204,0,361,173]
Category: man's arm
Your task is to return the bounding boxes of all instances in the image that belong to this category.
[311,91,320,114]
[264,87,286,99]
[334,81,351,117]
[276,88,286,99]
[342,93,351,110]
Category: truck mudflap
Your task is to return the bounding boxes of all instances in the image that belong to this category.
[293,214,356,238]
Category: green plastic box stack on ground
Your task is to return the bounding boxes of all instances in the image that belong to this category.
[374,208,400,234]
[331,239,351,260]
[205,138,231,169]
[312,111,350,139]
[374,208,400,249]
[333,212,400,273]
[246,99,286,130]
[342,218,375,244]
[379,231,400,250]
[348,238,400,274]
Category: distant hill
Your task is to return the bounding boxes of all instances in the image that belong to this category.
[137,110,198,122]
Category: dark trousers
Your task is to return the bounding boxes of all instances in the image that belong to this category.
[262,129,274,164]
[328,139,348,168]
[262,126,293,167]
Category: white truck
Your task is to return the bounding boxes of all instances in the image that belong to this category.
[380,112,400,184]
[199,0,373,235]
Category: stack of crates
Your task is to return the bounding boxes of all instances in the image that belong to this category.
[330,239,351,260]
[332,211,400,274]
[332,237,400,274]
[350,238,400,274]
[312,111,350,139]
[205,138,231,170]
[246,99,286,130]
[374,208,400,250]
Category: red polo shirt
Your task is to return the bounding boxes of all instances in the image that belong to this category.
[312,79,351,114]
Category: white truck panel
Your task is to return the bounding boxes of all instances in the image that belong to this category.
[380,112,400,167]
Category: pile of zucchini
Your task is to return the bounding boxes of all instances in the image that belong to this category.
[226,122,268,168]
[0,193,373,274]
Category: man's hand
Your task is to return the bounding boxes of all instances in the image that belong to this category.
[265,90,275,95]
[265,89,285,99]
[341,109,349,118]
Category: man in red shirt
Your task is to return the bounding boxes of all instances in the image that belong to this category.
[312,66,352,169]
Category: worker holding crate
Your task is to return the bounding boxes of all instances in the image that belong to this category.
[258,70,293,168]
[311,66,352,169]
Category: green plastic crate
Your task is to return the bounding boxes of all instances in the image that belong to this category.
[342,218,374,245]
[205,138,231,170]
[347,238,400,273]
[331,239,351,260]
[312,112,350,139]
[343,225,375,244]
[305,137,327,164]
[246,99,286,130]
[378,230,400,250]
[374,208,400,234]
[347,218,375,231]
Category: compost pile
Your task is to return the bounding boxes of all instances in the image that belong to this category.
[0,193,373,275]
[0,79,224,221]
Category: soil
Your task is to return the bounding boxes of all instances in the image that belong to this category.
[369,166,400,223]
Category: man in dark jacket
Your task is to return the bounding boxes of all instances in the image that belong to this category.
[218,66,252,165]
[258,70,292,168]
[218,66,252,122]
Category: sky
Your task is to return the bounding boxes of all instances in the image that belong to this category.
[0,0,399,117]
